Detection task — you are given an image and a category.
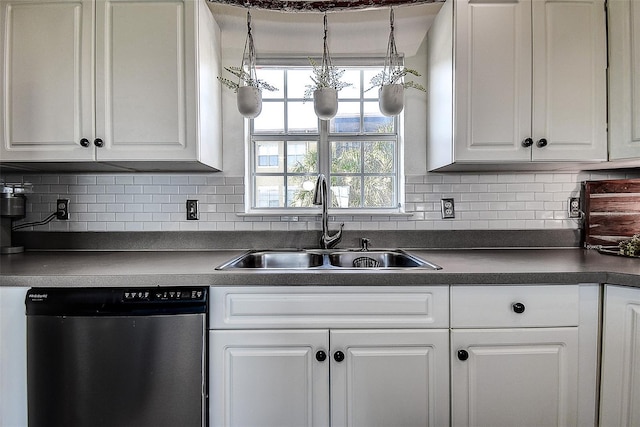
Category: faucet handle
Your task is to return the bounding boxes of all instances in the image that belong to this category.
[360,237,370,251]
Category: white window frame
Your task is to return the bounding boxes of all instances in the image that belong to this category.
[244,57,406,216]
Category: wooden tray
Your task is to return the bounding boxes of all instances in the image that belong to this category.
[582,178,640,247]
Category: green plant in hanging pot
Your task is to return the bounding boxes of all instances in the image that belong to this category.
[304,14,352,121]
[366,8,426,117]
[217,10,276,119]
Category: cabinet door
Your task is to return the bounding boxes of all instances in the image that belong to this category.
[0,0,94,161]
[531,0,607,161]
[210,329,329,427]
[94,0,197,162]
[453,0,532,162]
[330,329,449,427]
[608,0,640,160]
[600,285,640,426]
[451,328,579,427]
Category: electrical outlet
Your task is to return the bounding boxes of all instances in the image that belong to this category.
[186,199,199,220]
[568,197,581,218]
[56,199,69,220]
[441,198,455,219]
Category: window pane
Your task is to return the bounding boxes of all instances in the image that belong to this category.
[287,101,318,133]
[364,176,394,207]
[364,141,395,173]
[287,175,316,207]
[254,102,284,132]
[331,176,361,208]
[255,176,284,208]
[331,102,360,133]
[255,141,284,173]
[257,68,284,99]
[364,102,394,133]
[287,141,317,173]
[338,69,360,99]
[288,68,312,99]
[363,69,383,98]
[331,141,362,173]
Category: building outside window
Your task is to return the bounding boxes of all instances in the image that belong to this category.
[249,60,402,212]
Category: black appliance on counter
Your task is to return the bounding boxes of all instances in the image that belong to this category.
[25,287,208,427]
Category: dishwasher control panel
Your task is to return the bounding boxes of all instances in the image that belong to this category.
[123,289,205,302]
[26,287,208,316]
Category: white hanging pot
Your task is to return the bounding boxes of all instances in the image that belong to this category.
[313,88,338,120]
[237,86,263,118]
[378,84,405,116]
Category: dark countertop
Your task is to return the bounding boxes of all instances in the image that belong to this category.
[1,248,639,288]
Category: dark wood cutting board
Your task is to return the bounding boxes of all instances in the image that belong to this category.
[583,178,640,247]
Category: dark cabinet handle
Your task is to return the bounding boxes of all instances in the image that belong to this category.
[536,138,548,148]
[521,138,533,148]
[457,349,469,361]
[80,138,90,147]
[334,351,345,362]
[94,138,104,148]
[316,350,327,362]
[512,302,526,314]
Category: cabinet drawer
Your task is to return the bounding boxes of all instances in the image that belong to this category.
[451,285,580,328]
[210,286,449,329]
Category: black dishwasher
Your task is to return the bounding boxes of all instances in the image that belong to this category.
[25,287,207,427]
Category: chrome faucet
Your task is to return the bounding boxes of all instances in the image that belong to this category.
[313,174,344,249]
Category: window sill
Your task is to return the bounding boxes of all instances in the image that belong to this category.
[239,209,411,218]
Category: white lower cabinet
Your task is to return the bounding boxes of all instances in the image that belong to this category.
[330,329,448,427]
[450,284,599,427]
[451,328,579,427]
[210,329,330,427]
[209,286,450,427]
[209,284,600,427]
[600,285,640,426]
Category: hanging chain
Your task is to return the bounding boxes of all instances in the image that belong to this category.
[384,7,400,84]
[321,12,333,81]
[240,9,257,86]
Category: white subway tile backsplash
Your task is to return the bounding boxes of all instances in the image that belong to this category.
[4,171,639,232]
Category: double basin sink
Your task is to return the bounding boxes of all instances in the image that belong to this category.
[216,249,442,270]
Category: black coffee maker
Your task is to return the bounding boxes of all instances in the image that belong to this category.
[1,183,28,254]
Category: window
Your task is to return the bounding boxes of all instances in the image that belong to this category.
[249,60,401,212]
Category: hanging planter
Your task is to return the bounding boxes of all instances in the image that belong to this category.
[367,8,426,117]
[313,87,338,120]
[304,14,352,121]
[217,10,276,119]
[236,86,263,118]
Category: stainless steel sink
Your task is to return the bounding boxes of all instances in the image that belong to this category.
[328,250,442,269]
[217,250,324,269]
[216,249,441,270]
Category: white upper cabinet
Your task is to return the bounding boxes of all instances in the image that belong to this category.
[0,0,222,172]
[427,0,607,171]
[0,0,94,162]
[608,0,640,160]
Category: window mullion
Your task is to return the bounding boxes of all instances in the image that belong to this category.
[319,119,330,179]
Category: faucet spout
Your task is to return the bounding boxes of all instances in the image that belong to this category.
[313,174,344,249]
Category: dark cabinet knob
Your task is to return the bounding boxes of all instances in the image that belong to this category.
[334,351,345,362]
[80,138,90,147]
[94,138,104,148]
[457,349,469,361]
[521,138,533,148]
[316,350,327,362]
[536,138,548,148]
[512,302,526,314]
